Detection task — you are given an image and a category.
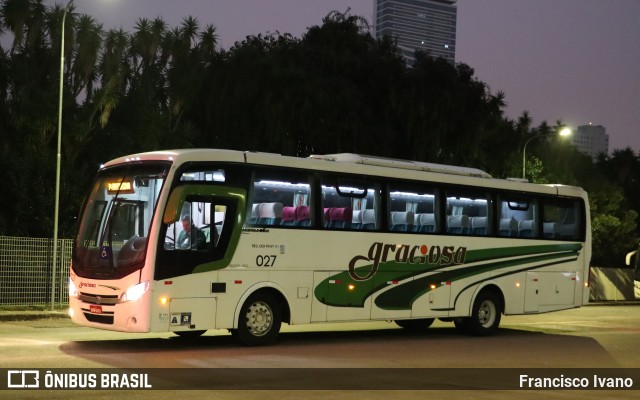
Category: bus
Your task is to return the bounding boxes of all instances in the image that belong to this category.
[69,149,591,345]
[626,244,640,300]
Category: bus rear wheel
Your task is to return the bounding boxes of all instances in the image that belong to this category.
[395,318,435,331]
[467,291,502,336]
[233,292,282,346]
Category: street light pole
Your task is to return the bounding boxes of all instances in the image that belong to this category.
[521,134,542,179]
[52,0,74,311]
[521,127,572,180]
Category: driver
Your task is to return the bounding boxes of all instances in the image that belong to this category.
[177,215,206,250]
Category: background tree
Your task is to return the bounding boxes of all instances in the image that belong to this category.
[0,4,637,265]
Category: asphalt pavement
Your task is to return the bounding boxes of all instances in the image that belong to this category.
[0,301,637,322]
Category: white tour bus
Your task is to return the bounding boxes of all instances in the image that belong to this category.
[69,149,591,345]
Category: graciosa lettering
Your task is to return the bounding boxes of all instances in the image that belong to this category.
[348,242,468,281]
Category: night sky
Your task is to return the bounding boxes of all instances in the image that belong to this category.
[44,0,640,152]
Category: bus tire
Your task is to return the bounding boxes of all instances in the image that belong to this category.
[468,291,502,336]
[234,292,282,346]
[395,318,434,331]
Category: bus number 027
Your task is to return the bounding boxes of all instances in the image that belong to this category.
[256,255,277,267]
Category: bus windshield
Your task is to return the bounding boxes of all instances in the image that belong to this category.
[72,163,170,279]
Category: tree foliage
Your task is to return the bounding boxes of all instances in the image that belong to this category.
[0,2,638,265]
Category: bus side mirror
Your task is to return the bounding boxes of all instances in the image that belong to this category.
[163,186,188,225]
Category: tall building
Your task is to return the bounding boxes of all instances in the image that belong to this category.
[570,124,609,160]
[374,0,457,64]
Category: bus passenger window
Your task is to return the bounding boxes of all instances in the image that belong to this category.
[321,177,378,231]
[446,190,489,236]
[248,169,312,227]
[542,199,582,240]
[388,183,437,233]
[499,197,537,238]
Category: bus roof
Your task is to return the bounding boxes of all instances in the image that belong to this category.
[101,149,587,198]
[309,153,493,178]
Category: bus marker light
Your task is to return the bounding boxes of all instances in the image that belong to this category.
[160,297,169,305]
[329,280,341,285]
[429,284,437,290]
[516,282,521,288]
[164,281,173,285]
[234,280,243,285]
[387,280,399,285]
[348,284,356,291]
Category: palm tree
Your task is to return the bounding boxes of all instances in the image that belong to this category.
[71,14,102,101]
[1,0,33,54]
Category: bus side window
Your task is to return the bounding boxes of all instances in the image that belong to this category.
[164,198,225,251]
[445,190,489,236]
[248,169,312,227]
[321,176,377,231]
[499,197,537,238]
[388,183,437,233]
[542,199,582,241]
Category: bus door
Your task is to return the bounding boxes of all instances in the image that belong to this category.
[155,185,245,331]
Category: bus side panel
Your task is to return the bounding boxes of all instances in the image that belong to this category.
[267,270,314,325]
[311,272,329,322]
[150,271,221,332]
[215,270,269,329]
[168,297,217,331]
[408,283,450,318]
[524,271,577,313]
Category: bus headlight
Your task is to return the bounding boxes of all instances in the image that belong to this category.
[121,281,150,303]
[68,278,78,298]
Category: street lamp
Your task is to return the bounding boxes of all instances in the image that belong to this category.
[52,0,74,310]
[521,126,572,179]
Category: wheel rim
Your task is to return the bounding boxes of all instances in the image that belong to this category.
[245,300,273,337]
[477,299,496,328]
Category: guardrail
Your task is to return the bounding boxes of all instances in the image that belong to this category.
[0,236,72,308]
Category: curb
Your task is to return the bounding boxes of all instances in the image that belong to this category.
[587,301,640,306]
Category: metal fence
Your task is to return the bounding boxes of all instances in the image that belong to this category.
[0,236,72,307]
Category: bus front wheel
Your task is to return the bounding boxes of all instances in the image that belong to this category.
[233,292,282,346]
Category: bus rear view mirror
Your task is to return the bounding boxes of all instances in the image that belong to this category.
[163,186,188,225]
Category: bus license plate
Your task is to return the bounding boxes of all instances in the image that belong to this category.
[90,305,103,314]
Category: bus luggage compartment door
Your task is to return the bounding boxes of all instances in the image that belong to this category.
[524,271,577,313]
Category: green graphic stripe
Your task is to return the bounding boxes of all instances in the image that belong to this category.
[314,243,582,308]
[461,243,582,264]
[374,253,579,310]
